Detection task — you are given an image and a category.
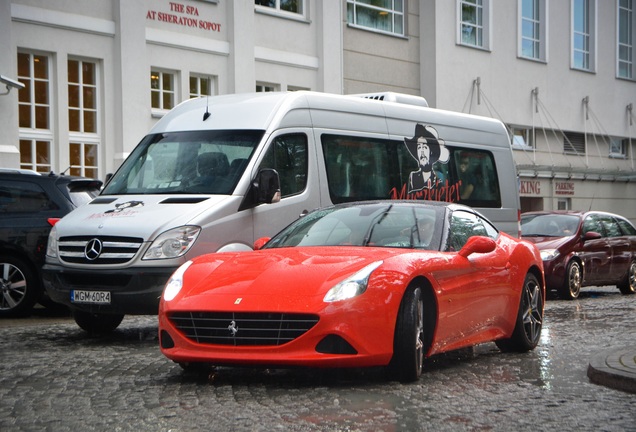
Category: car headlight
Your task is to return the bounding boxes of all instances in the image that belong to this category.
[324,261,383,303]
[143,226,201,260]
[163,260,193,302]
[540,249,560,261]
[46,226,58,258]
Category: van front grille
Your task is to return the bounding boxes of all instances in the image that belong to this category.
[58,236,143,265]
[169,311,319,346]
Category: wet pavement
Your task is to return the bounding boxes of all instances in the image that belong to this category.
[1,286,635,431]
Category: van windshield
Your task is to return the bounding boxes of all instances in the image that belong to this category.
[102,130,264,195]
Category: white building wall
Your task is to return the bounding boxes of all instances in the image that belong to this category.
[0,0,343,175]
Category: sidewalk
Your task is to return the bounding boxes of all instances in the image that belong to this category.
[587,347,636,394]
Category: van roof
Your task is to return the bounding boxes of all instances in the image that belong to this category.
[149,91,509,146]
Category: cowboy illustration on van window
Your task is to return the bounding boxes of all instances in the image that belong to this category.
[405,124,450,194]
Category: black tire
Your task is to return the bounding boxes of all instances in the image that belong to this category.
[73,310,124,334]
[496,273,543,352]
[389,286,424,383]
[0,255,41,318]
[617,260,636,295]
[558,260,581,300]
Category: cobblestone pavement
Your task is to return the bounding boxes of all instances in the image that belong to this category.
[1,286,635,432]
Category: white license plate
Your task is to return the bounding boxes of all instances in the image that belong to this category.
[71,290,111,304]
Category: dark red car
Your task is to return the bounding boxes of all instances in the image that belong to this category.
[521,211,636,299]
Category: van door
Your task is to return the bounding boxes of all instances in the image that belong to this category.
[251,130,321,241]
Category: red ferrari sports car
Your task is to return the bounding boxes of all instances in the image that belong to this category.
[159,201,545,382]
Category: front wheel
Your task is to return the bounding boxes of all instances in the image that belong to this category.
[618,260,636,295]
[558,260,581,300]
[73,310,124,334]
[388,286,424,383]
[496,273,543,352]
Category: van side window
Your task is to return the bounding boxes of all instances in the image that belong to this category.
[450,149,501,208]
[322,133,502,208]
[259,134,308,198]
[322,135,398,202]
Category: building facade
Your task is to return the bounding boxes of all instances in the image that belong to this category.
[1,0,635,220]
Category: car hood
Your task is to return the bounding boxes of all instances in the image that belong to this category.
[55,194,234,239]
[521,235,571,250]
[170,246,413,312]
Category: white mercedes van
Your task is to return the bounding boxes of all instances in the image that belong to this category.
[43,91,520,332]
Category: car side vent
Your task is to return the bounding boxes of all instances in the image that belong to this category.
[160,197,210,204]
[353,91,429,108]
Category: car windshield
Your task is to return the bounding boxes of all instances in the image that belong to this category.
[102,130,264,195]
[521,214,580,237]
[264,203,443,250]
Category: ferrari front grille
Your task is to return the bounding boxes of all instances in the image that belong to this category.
[169,311,320,346]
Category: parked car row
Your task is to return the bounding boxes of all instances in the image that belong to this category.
[521,210,636,300]
[0,169,102,317]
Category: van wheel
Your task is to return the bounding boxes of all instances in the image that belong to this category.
[496,273,543,352]
[73,310,124,334]
[388,286,424,383]
[618,261,636,295]
[558,260,581,300]
[0,255,41,318]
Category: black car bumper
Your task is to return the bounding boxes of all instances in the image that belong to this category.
[42,263,178,315]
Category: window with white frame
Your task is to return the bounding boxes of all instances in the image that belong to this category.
[610,137,629,158]
[19,139,51,173]
[189,74,215,98]
[256,82,278,92]
[17,52,52,173]
[68,59,99,178]
[459,0,490,49]
[557,198,571,210]
[572,0,596,71]
[255,0,304,16]
[346,0,405,37]
[519,0,547,61]
[510,126,534,148]
[618,0,634,79]
[287,85,310,91]
[68,60,97,134]
[151,70,175,111]
[69,141,98,178]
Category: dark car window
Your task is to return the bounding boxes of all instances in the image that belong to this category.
[582,215,604,236]
[617,218,636,236]
[446,210,497,252]
[0,180,58,213]
[600,216,622,237]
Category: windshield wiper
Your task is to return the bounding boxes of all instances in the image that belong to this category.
[363,205,392,246]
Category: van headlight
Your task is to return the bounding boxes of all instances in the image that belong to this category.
[46,226,58,258]
[324,261,383,302]
[163,260,193,301]
[144,226,201,260]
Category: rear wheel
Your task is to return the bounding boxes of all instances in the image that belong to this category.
[0,256,40,318]
[389,286,424,383]
[558,260,581,300]
[73,310,124,334]
[618,261,636,295]
[496,273,543,352]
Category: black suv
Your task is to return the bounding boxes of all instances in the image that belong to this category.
[0,169,102,317]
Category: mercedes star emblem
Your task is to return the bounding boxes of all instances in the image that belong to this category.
[84,238,103,261]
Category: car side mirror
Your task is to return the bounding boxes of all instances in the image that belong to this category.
[458,236,497,258]
[254,237,270,250]
[254,169,281,204]
[582,231,602,241]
